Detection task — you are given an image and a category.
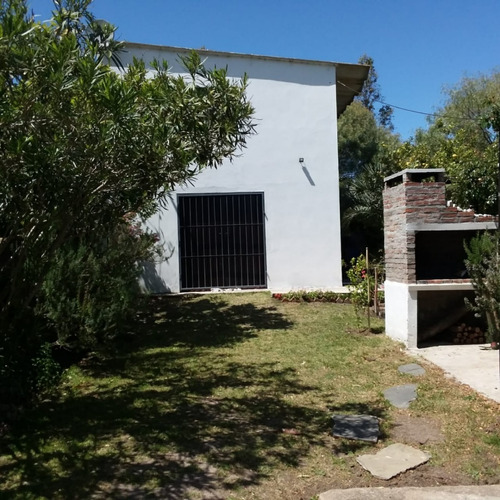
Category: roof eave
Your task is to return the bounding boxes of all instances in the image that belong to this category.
[121,42,369,117]
[335,63,370,117]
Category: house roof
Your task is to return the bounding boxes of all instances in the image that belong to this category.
[335,63,370,116]
[123,42,369,117]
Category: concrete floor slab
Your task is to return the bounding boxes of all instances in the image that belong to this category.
[409,344,500,403]
[319,485,500,499]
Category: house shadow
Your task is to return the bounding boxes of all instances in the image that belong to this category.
[139,261,171,293]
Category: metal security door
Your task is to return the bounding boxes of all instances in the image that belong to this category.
[178,193,266,291]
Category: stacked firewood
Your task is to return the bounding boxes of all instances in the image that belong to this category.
[450,323,486,344]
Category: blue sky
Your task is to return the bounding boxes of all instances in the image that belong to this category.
[27,0,500,140]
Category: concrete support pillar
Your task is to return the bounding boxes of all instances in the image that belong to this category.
[385,281,418,348]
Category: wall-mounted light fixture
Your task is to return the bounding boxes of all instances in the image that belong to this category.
[299,157,315,186]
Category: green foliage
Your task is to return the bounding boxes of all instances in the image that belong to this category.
[444,135,497,214]
[342,163,388,252]
[464,232,500,343]
[338,107,400,255]
[39,220,161,348]
[0,0,255,401]
[394,70,500,214]
[3,293,499,496]
[346,255,371,306]
[356,54,394,130]
[439,72,500,148]
[338,55,400,256]
[338,101,379,179]
[392,127,497,214]
[345,255,373,329]
[483,433,500,451]
[344,254,384,330]
[32,343,61,394]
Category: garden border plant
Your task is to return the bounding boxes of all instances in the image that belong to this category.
[464,231,500,348]
[344,253,384,331]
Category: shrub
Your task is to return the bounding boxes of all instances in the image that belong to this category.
[344,254,385,329]
[32,343,61,394]
[39,218,161,349]
[464,231,500,344]
[345,255,372,310]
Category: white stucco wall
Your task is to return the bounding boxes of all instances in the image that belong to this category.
[121,45,343,293]
[384,281,418,347]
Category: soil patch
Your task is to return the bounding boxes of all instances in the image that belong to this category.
[390,414,444,445]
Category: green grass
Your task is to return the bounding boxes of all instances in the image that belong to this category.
[0,293,499,499]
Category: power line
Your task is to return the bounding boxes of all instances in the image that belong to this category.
[377,101,437,117]
[337,80,473,121]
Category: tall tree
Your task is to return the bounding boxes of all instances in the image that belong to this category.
[356,54,394,130]
[0,0,255,398]
[393,71,500,214]
[338,55,399,257]
[342,162,387,252]
[337,101,379,179]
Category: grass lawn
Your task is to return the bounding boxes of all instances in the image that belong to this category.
[1,292,499,499]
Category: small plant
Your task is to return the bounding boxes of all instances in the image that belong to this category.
[464,231,500,346]
[345,255,373,330]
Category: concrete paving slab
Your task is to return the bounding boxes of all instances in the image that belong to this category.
[319,484,500,499]
[398,363,426,376]
[356,443,430,480]
[383,384,418,408]
[332,414,379,443]
[409,344,500,403]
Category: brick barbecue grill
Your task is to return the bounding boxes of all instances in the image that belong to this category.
[383,169,497,347]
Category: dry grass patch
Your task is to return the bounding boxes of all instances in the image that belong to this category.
[0,292,499,499]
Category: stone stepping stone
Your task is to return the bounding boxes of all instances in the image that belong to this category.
[398,363,426,376]
[332,414,379,443]
[356,443,431,480]
[383,384,418,408]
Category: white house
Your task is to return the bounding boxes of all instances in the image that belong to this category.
[118,43,368,293]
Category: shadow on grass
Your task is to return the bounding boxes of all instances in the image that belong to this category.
[370,326,385,335]
[0,295,334,499]
[128,295,294,349]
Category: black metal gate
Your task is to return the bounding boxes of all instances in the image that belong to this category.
[178,193,266,291]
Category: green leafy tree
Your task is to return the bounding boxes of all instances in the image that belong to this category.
[338,55,400,257]
[0,0,255,399]
[339,55,397,180]
[394,71,500,214]
[338,101,379,179]
[342,163,388,252]
[356,54,394,130]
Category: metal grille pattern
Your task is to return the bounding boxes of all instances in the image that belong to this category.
[178,193,266,291]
